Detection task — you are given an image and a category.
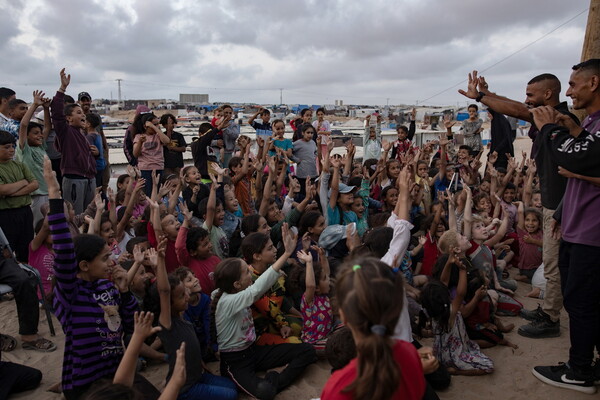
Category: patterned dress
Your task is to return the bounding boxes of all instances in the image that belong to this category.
[462,118,483,151]
[301,293,333,354]
[432,311,494,373]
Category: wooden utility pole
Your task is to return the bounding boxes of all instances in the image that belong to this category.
[581,0,600,62]
[572,1,600,120]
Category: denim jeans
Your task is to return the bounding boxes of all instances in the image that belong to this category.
[178,373,237,400]
[559,240,600,371]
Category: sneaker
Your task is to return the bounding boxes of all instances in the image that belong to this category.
[520,305,545,321]
[518,317,560,338]
[532,363,596,394]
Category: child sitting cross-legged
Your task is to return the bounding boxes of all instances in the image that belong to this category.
[154,236,238,400]
[212,224,317,400]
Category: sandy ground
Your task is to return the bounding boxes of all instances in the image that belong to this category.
[2,137,590,400]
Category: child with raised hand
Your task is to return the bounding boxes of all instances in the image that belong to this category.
[229,144,254,216]
[320,257,426,400]
[175,202,220,295]
[514,202,543,283]
[295,248,334,356]
[50,68,97,215]
[421,245,494,376]
[155,235,238,400]
[241,232,303,345]
[212,224,317,400]
[199,173,229,259]
[44,157,158,400]
[29,216,55,300]
[363,113,382,161]
[16,89,51,226]
[132,113,171,197]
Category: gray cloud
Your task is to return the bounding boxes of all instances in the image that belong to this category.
[0,0,588,105]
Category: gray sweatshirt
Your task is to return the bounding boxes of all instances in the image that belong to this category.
[291,139,318,179]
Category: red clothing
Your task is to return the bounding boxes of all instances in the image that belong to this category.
[234,174,253,216]
[147,222,179,272]
[517,228,543,270]
[321,340,425,400]
[175,226,220,295]
[421,231,439,276]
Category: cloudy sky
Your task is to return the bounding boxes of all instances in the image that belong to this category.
[0,0,591,107]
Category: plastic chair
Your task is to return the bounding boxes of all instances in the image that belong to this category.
[0,229,56,336]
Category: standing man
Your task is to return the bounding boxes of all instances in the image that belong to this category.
[530,59,600,394]
[77,92,92,114]
[459,71,578,339]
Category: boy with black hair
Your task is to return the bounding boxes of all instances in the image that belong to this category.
[0,99,28,140]
[0,130,38,261]
[248,107,272,138]
[391,108,417,160]
[50,68,97,214]
[16,90,52,226]
[0,87,16,124]
[84,113,106,188]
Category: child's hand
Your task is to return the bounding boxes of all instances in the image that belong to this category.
[42,96,52,108]
[133,244,145,264]
[301,233,312,252]
[111,266,129,293]
[43,156,61,198]
[417,347,439,375]
[382,140,392,152]
[133,178,146,194]
[476,285,488,300]
[156,236,168,258]
[133,311,162,340]
[280,325,292,339]
[84,215,94,225]
[311,245,326,262]
[397,165,411,191]
[281,223,297,255]
[94,192,105,211]
[59,68,70,90]
[180,202,193,221]
[418,235,427,246]
[32,90,45,106]
[107,187,116,205]
[297,249,313,264]
[146,248,158,268]
[169,342,187,389]
[146,198,160,210]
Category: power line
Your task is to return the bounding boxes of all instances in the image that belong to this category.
[416,7,589,105]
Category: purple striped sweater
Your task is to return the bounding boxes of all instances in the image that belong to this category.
[49,199,137,392]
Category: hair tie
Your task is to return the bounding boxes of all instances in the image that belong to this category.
[352,264,361,271]
[370,324,387,336]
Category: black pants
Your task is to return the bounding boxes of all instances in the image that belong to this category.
[0,257,39,335]
[220,343,317,400]
[50,157,62,187]
[63,373,160,400]
[0,206,33,263]
[559,240,600,372]
[0,361,42,400]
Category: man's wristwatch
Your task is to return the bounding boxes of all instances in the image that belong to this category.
[476,91,486,102]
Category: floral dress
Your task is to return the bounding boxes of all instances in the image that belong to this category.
[301,293,333,353]
[432,311,494,373]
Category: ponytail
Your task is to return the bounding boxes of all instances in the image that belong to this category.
[335,257,403,400]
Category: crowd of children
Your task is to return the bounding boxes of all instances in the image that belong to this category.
[1,65,585,400]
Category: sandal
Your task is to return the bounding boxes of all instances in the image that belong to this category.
[22,337,57,352]
[0,333,17,352]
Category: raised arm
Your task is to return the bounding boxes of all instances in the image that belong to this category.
[463,184,473,239]
[18,90,44,150]
[298,250,315,305]
[203,180,217,231]
[328,157,342,209]
[395,165,411,221]
[156,237,172,329]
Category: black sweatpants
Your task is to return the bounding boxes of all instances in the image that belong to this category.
[0,257,39,335]
[220,343,317,400]
[0,206,33,263]
[0,361,42,400]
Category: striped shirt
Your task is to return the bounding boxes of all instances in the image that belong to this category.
[49,199,137,392]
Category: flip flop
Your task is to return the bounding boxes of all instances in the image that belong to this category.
[22,337,57,352]
[0,333,17,352]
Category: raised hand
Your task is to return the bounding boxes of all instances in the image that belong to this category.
[531,106,559,129]
[59,68,71,90]
[457,70,480,99]
[296,249,313,264]
[170,342,187,390]
[133,311,162,339]
[382,140,392,152]
[133,244,145,264]
[180,202,193,221]
[418,235,427,246]
[487,151,498,165]
[146,247,158,267]
[281,223,297,255]
[32,90,45,106]
[43,156,61,198]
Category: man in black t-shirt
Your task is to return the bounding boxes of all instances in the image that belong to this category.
[459,71,579,339]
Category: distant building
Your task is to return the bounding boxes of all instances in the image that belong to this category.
[180,94,209,104]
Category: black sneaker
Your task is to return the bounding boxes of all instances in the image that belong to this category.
[532,363,596,394]
[518,317,560,338]
[520,305,546,321]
